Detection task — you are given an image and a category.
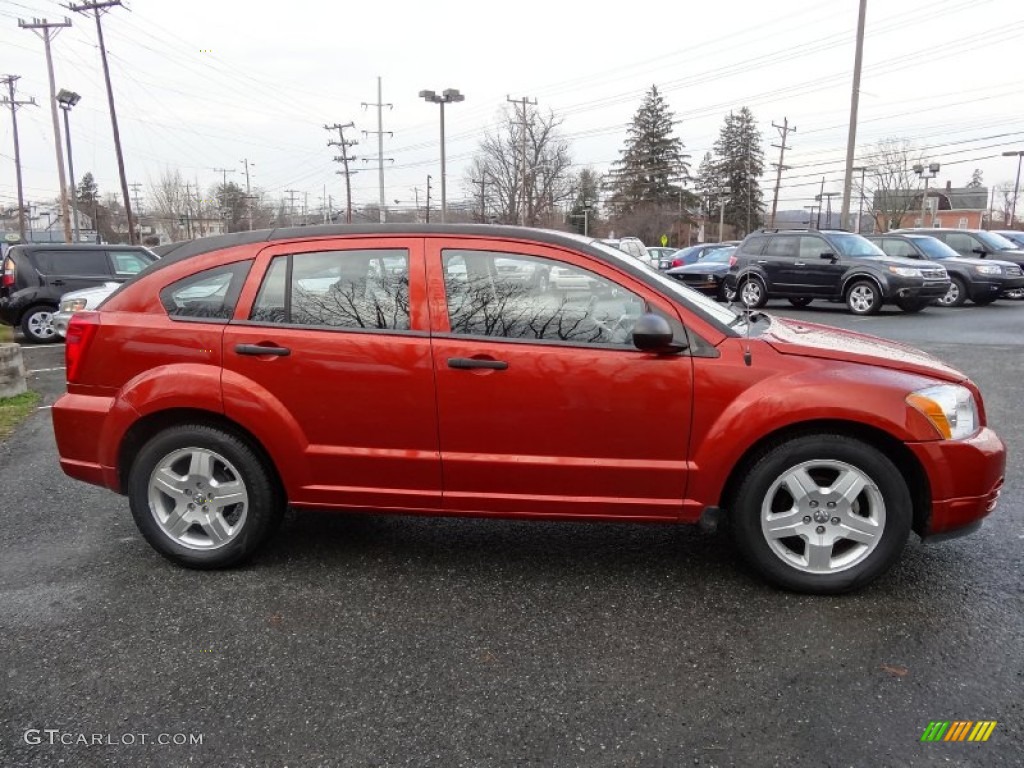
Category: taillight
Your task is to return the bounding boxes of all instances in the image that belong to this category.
[1,257,14,288]
[65,311,101,384]
[671,258,684,268]
[729,255,737,267]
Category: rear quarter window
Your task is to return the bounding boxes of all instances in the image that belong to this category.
[159,261,253,321]
[737,234,768,256]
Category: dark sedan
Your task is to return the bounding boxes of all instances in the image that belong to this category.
[665,246,737,301]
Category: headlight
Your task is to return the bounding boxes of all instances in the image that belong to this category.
[973,265,1001,275]
[887,266,921,277]
[906,384,978,440]
[60,298,88,312]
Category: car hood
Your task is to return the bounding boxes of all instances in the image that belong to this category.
[760,315,966,383]
[59,282,120,302]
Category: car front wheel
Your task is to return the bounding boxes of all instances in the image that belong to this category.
[128,424,284,569]
[846,280,882,315]
[730,434,911,594]
[21,305,59,343]
[937,277,967,307]
[739,277,767,308]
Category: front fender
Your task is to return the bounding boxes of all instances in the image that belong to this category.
[686,345,941,510]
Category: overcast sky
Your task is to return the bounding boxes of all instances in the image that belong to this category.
[2,0,1023,222]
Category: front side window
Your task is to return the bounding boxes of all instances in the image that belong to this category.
[797,235,829,260]
[160,261,252,320]
[250,249,410,331]
[442,249,645,347]
[109,250,153,276]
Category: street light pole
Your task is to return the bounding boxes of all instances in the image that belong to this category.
[419,88,464,223]
[1002,150,1024,226]
[56,89,81,241]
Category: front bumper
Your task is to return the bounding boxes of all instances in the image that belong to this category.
[885,276,950,301]
[52,310,73,337]
[907,426,1006,538]
[675,275,722,295]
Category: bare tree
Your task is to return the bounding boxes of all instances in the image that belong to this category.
[859,138,924,232]
[994,180,1024,226]
[148,169,191,241]
[467,106,574,226]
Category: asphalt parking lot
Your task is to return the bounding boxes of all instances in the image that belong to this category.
[1,300,1022,767]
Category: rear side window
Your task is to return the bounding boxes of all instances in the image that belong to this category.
[249,249,410,331]
[762,236,798,258]
[160,261,252,321]
[32,250,110,276]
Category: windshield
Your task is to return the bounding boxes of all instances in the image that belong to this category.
[586,239,743,329]
[976,231,1022,251]
[828,233,887,258]
[907,236,960,260]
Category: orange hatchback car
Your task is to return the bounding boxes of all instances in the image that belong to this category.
[52,225,1006,593]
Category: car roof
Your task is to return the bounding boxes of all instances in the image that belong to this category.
[12,243,146,252]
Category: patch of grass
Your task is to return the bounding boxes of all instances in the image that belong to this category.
[0,325,12,343]
[0,390,41,441]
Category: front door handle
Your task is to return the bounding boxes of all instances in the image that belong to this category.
[448,357,508,370]
[235,343,290,357]
[793,261,806,266]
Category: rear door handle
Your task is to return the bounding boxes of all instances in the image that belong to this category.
[793,261,806,266]
[755,259,768,264]
[235,343,290,357]
[448,357,508,370]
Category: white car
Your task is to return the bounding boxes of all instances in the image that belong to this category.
[53,282,120,337]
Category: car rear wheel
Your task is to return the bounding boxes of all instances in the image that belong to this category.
[845,280,882,315]
[20,305,59,343]
[739,277,767,308]
[730,434,912,594]
[936,277,967,307]
[128,424,284,569]
[788,297,813,308]
[719,282,737,303]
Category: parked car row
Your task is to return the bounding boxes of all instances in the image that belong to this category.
[662,228,1024,315]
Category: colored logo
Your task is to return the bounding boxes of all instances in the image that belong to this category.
[920,721,997,742]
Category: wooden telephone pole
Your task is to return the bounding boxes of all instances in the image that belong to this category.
[1,75,37,240]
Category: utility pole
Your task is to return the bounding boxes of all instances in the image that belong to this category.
[769,118,795,228]
[128,182,143,238]
[361,77,393,223]
[302,191,308,226]
[840,0,868,231]
[285,189,299,227]
[816,177,826,228]
[410,187,421,222]
[326,122,357,223]
[68,1,136,244]
[211,169,235,232]
[18,17,73,243]
[1,75,37,240]
[425,175,433,224]
[241,158,254,230]
[507,95,537,226]
[183,182,193,239]
[851,166,870,233]
[818,192,840,228]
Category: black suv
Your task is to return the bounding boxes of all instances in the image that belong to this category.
[867,233,1024,307]
[1,244,157,342]
[724,229,951,315]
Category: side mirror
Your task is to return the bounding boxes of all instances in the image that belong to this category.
[819,252,838,262]
[632,312,685,352]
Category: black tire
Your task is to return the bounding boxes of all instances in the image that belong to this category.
[730,434,912,594]
[896,298,929,313]
[739,276,768,309]
[718,282,736,303]
[788,297,813,308]
[936,276,967,308]
[845,279,883,315]
[20,304,60,343]
[128,424,284,569]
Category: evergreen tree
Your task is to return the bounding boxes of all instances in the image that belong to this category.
[566,168,601,235]
[76,172,99,211]
[606,85,691,216]
[967,168,984,188]
[712,107,766,236]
